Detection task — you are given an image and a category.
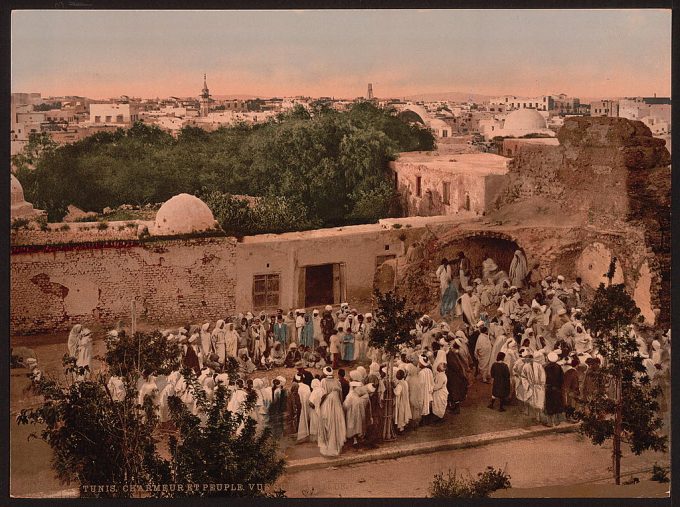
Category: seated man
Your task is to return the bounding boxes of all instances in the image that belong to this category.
[284,343,302,368]
[270,342,285,367]
[260,352,273,370]
[239,353,257,374]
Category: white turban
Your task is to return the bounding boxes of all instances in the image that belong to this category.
[418,355,430,367]
[547,352,559,363]
[323,366,333,377]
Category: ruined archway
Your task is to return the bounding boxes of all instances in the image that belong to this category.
[395,230,524,315]
[436,232,522,280]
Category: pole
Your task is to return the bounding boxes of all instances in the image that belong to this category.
[613,323,622,485]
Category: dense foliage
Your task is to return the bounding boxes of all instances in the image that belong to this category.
[16,331,286,498]
[15,102,435,228]
[429,466,512,498]
[368,289,420,356]
[575,281,667,484]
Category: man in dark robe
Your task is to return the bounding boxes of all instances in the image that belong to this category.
[269,378,287,438]
[446,342,469,414]
[321,308,336,344]
[286,380,301,437]
[489,351,511,411]
[338,368,350,402]
[562,357,580,421]
[297,366,314,387]
[544,351,564,426]
[183,336,201,375]
[363,373,383,448]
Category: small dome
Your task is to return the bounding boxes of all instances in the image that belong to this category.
[11,174,43,220]
[11,174,25,206]
[153,193,217,236]
[503,108,547,131]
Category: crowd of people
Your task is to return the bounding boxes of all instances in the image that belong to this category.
[28,248,670,459]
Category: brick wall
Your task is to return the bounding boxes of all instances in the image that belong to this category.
[11,237,237,334]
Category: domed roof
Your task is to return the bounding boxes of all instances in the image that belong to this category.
[152,193,217,236]
[503,108,547,131]
[11,174,25,206]
[11,174,43,220]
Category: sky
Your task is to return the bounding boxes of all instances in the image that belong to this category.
[11,9,672,100]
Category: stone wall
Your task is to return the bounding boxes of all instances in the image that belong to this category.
[11,237,237,334]
[482,117,671,325]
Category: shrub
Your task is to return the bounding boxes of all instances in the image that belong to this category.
[429,466,511,498]
[96,221,109,230]
[391,223,402,229]
[59,223,71,231]
[651,463,670,483]
[11,217,30,231]
[36,215,49,231]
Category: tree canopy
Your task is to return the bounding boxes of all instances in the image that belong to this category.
[15,102,435,228]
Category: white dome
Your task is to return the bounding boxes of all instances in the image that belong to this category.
[11,174,42,220]
[11,174,25,206]
[153,193,217,236]
[498,108,555,138]
[503,108,547,131]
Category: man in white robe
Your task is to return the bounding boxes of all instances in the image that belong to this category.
[523,355,546,423]
[456,287,476,328]
[432,363,449,421]
[317,367,347,457]
[418,355,434,420]
[436,259,453,296]
[509,250,528,288]
[394,368,412,432]
[296,374,312,442]
[474,327,493,383]
[67,324,82,358]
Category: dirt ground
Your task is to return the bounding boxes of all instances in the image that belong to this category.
[277,432,670,498]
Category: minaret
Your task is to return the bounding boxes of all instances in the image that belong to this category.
[367,83,374,100]
[199,74,211,117]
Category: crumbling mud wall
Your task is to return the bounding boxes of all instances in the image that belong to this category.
[395,117,670,325]
[11,237,238,334]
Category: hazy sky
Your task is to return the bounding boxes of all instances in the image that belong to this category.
[12,9,671,100]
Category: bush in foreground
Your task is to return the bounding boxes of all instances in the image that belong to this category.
[429,466,511,498]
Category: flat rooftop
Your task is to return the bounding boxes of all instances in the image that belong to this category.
[390,152,510,175]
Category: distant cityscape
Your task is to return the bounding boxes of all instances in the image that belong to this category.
[10,76,671,159]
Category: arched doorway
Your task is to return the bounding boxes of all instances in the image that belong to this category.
[436,232,522,281]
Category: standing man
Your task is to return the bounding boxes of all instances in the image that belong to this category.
[446,341,469,414]
[273,315,288,348]
[321,306,336,345]
[544,351,565,426]
[489,352,511,411]
[458,251,471,291]
[329,327,341,369]
[418,355,434,424]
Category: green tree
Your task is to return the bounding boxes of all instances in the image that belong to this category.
[15,105,433,225]
[368,290,419,440]
[12,132,57,173]
[576,276,667,484]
